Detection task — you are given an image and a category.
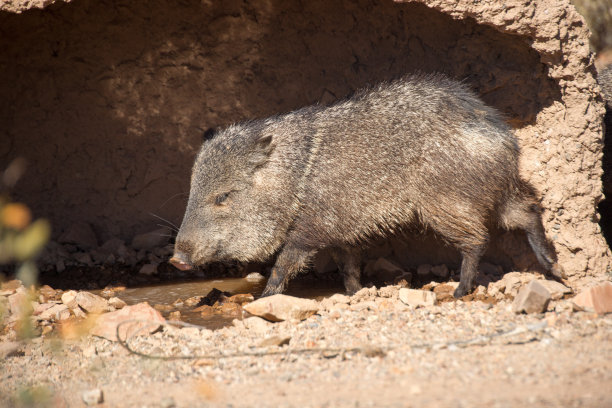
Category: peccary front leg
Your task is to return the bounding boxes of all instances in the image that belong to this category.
[330,247,363,295]
[261,244,315,297]
[453,243,487,298]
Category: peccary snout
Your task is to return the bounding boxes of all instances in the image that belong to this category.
[171,73,563,298]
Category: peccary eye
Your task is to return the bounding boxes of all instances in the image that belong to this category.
[214,192,231,206]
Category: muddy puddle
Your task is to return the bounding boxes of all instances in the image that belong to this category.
[112,276,345,329]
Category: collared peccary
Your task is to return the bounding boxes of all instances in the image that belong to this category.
[170,74,564,298]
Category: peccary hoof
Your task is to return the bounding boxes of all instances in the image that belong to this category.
[453,285,470,299]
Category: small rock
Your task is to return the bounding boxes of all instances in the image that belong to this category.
[572,282,612,314]
[61,290,78,309]
[75,291,109,314]
[0,341,22,358]
[82,389,104,405]
[160,396,176,408]
[243,294,319,322]
[39,304,70,321]
[218,302,243,317]
[416,264,432,277]
[398,288,437,307]
[245,272,265,282]
[184,296,202,307]
[90,302,165,342]
[154,304,174,312]
[431,264,449,279]
[138,263,158,275]
[33,302,55,316]
[131,228,170,251]
[107,297,126,309]
[512,280,551,314]
[258,335,291,347]
[242,316,271,334]
[328,293,351,304]
[59,222,98,249]
[8,291,30,316]
[227,293,255,304]
[168,311,182,321]
[350,301,377,311]
[1,279,23,292]
[195,305,214,316]
[73,252,93,266]
[538,280,572,300]
[38,285,57,301]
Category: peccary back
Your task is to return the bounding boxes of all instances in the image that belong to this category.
[171,74,563,298]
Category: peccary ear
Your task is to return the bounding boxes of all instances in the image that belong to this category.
[202,127,216,142]
[248,135,275,169]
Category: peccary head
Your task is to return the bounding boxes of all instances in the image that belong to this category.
[171,121,299,270]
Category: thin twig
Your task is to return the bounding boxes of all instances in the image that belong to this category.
[116,319,548,361]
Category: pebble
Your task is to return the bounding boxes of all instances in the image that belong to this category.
[512,280,551,314]
[82,388,104,405]
[243,294,319,322]
[90,302,165,342]
[107,297,127,309]
[398,288,437,307]
[244,272,265,282]
[38,304,71,321]
[538,280,572,300]
[76,291,109,314]
[241,316,271,334]
[61,290,78,308]
[572,282,612,314]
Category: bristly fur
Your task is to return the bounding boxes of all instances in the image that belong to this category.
[173,73,562,298]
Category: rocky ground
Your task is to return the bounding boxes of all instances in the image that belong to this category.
[1,267,611,408]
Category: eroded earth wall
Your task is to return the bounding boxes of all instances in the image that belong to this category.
[0,0,609,284]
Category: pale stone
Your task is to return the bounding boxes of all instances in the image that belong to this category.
[61,290,78,308]
[82,389,104,405]
[243,294,319,322]
[512,280,551,314]
[245,272,265,282]
[90,302,165,342]
[75,291,109,314]
[39,304,70,321]
[572,282,612,314]
[107,297,127,309]
[242,316,272,334]
[398,288,437,307]
[328,293,350,304]
[537,280,572,300]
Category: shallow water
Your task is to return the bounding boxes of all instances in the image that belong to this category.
[116,276,344,329]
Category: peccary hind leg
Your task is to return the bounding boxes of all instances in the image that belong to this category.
[330,247,363,295]
[261,243,315,297]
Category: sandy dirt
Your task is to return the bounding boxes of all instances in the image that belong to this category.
[1,281,611,408]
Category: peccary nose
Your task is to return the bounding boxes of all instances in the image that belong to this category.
[169,253,193,271]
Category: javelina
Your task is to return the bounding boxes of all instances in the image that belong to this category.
[170,74,564,298]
